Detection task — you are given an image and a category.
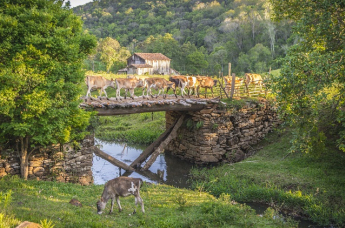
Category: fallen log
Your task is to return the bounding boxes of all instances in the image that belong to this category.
[129,121,176,169]
[141,115,185,171]
[92,146,134,171]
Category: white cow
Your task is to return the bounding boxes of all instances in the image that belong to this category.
[85,75,115,98]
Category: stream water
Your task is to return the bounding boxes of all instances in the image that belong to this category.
[92,139,328,228]
[92,138,193,188]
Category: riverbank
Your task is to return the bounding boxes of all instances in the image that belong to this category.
[190,127,345,227]
[0,176,297,227]
[94,112,165,144]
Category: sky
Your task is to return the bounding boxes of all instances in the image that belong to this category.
[68,0,93,8]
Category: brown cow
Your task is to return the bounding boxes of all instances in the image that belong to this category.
[115,78,144,100]
[186,76,202,97]
[85,75,115,98]
[145,77,175,99]
[244,73,263,93]
[223,76,244,95]
[127,75,149,96]
[169,75,189,98]
[96,176,145,215]
[197,76,218,98]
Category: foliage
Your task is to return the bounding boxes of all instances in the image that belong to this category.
[74,0,294,75]
[0,0,97,179]
[190,127,345,226]
[0,190,20,228]
[95,112,166,144]
[269,0,345,155]
[97,37,131,73]
[40,219,55,228]
[0,176,298,227]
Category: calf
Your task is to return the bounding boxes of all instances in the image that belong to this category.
[127,75,149,97]
[197,76,218,98]
[244,73,263,93]
[223,76,244,95]
[96,176,145,215]
[85,75,115,98]
[145,77,175,98]
[169,75,189,98]
[186,76,201,97]
[115,78,144,99]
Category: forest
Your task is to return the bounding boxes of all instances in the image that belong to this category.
[73,0,293,75]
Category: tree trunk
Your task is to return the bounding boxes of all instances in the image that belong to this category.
[19,136,29,180]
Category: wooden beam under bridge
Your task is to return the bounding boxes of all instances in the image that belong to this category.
[92,146,134,172]
[79,97,223,116]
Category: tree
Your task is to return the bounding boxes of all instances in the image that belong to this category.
[97,37,130,73]
[0,0,97,179]
[270,0,345,154]
[186,50,209,75]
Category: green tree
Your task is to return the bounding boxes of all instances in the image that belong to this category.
[270,0,345,154]
[237,43,271,73]
[97,37,130,73]
[186,50,209,75]
[0,0,97,179]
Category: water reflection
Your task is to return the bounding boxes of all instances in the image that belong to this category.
[92,139,194,188]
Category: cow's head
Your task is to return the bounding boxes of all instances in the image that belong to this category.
[213,80,218,87]
[110,78,116,88]
[96,197,106,214]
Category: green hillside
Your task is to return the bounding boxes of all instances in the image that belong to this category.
[73,0,293,75]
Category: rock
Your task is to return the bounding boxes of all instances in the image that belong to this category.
[33,167,45,177]
[69,199,82,207]
[200,155,218,163]
[78,176,92,186]
[16,221,42,228]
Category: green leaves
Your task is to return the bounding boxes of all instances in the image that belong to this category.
[0,0,96,150]
[270,0,345,154]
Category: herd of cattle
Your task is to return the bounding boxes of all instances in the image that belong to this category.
[85,73,264,100]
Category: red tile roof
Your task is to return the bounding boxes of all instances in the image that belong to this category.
[134,53,171,61]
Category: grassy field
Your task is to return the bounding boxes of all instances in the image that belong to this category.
[0,176,297,228]
[190,127,345,227]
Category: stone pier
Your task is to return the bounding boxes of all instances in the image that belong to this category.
[166,98,279,164]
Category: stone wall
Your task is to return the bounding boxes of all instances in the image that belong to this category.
[166,98,279,164]
[0,135,94,185]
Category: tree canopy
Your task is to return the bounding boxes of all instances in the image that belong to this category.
[0,0,97,179]
[270,0,345,154]
[75,0,293,75]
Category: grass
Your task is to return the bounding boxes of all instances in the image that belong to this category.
[190,127,345,227]
[93,112,165,144]
[0,176,298,228]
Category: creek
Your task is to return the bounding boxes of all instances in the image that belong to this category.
[92,139,326,228]
[92,138,194,188]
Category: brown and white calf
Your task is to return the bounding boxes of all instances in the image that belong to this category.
[244,73,263,93]
[115,78,144,99]
[127,75,149,96]
[197,76,218,98]
[145,77,175,98]
[169,75,189,98]
[85,75,115,98]
[186,76,202,97]
[96,176,145,215]
[223,76,244,95]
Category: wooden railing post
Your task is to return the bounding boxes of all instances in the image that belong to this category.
[230,73,236,100]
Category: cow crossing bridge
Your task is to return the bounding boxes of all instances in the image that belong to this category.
[80,95,225,173]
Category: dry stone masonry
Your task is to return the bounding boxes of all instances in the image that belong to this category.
[0,135,94,185]
[166,98,279,164]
